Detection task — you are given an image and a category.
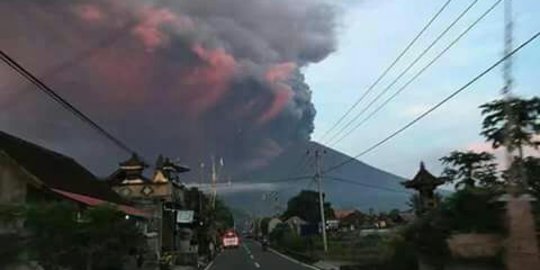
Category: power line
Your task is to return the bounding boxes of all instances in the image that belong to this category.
[192,175,313,186]
[0,50,137,155]
[318,0,454,143]
[323,29,540,174]
[326,0,481,146]
[331,0,502,146]
[325,176,411,195]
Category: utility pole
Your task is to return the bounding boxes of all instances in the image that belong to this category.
[500,1,540,269]
[211,156,217,209]
[199,162,205,215]
[314,149,328,252]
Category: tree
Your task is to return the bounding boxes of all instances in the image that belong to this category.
[259,217,271,236]
[9,202,145,270]
[213,198,234,230]
[440,151,498,189]
[504,157,540,197]
[480,97,540,158]
[523,157,540,197]
[282,190,335,224]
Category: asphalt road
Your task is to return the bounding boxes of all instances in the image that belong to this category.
[209,239,314,270]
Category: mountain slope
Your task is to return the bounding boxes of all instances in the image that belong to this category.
[220,141,413,216]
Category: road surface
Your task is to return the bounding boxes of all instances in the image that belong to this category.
[209,239,314,270]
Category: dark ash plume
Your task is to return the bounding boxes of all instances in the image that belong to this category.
[0,0,337,175]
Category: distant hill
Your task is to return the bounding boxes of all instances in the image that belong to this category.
[219,141,414,216]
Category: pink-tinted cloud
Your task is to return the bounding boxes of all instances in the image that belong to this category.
[257,63,296,124]
[265,62,296,83]
[467,141,496,153]
[178,45,237,117]
[132,7,194,51]
[74,4,104,22]
[258,87,293,124]
[466,138,540,170]
[88,48,155,104]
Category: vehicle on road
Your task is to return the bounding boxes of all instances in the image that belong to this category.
[261,237,269,252]
[221,230,240,249]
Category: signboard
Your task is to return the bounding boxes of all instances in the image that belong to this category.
[176,210,195,224]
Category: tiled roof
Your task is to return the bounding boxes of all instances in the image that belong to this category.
[51,189,149,217]
[0,130,126,204]
[334,210,356,219]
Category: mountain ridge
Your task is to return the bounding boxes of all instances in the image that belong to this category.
[218,141,414,216]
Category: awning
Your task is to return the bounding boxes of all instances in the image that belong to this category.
[51,188,151,218]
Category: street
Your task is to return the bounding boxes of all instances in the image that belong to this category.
[210,240,313,270]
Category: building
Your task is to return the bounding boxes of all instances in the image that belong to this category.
[0,130,147,234]
[335,210,366,231]
[284,216,308,235]
[107,154,190,256]
[267,218,282,234]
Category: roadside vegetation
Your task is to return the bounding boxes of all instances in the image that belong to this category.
[259,96,540,270]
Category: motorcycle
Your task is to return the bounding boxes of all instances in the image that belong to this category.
[261,239,269,251]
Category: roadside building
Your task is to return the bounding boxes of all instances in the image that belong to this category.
[267,217,282,234]
[107,154,190,257]
[0,130,148,235]
[284,216,307,235]
[335,209,366,231]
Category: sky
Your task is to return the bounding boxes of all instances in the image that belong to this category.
[307,0,540,179]
[0,0,539,186]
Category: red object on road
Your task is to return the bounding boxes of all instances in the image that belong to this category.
[222,230,240,248]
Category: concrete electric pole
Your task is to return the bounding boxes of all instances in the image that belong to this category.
[314,149,328,253]
[211,156,217,209]
[500,1,540,269]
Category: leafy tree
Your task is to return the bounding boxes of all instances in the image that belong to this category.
[504,157,540,197]
[282,190,335,224]
[4,202,145,270]
[523,157,540,197]
[213,198,234,230]
[480,97,540,158]
[403,188,504,268]
[439,188,504,233]
[440,151,498,189]
[259,217,271,235]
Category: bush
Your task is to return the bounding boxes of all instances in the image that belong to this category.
[440,188,504,233]
[400,187,505,268]
[270,223,313,258]
[4,202,146,270]
[382,233,418,270]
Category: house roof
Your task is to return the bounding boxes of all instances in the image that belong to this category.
[335,210,355,219]
[155,155,190,173]
[51,188,150,218]
[119,153,148,168]
[285,216,307,225]
[0,131,126,205]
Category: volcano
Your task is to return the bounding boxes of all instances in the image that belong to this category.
[211,141,412,216]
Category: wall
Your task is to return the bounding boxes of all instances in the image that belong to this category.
[0,152,28,205]
[0,152,30,234]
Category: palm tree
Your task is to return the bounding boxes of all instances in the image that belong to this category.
[440,151,498,189]
[480,97,540,158]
